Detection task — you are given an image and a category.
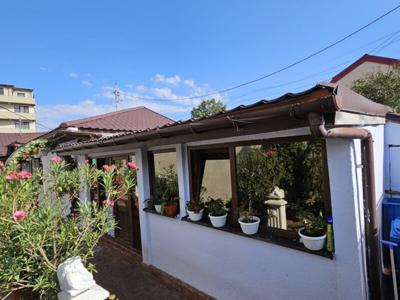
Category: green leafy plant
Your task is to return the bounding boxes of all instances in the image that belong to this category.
[191,98,226,119]
[352,66,400,112]
[145,196,161,208]
[206,198,228,216]
[300,211,326,237]
[0,156,129,299]
[7,139,48,168]
[187,197,204,213]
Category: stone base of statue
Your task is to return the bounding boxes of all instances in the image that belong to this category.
[58,284,109,300]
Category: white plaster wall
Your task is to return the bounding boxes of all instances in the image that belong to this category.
[148,214,337,300]
[141,128,372,300]
[384,122,400,193]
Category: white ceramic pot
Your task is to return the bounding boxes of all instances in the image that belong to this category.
[298,227,326,251]
[209,213,227,228]
[155,204,162,214]
[238,216,260,235]
[187,208,204,221]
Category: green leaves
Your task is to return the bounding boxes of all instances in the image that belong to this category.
[352,66,400,112]
[191,98,226,119]
[0,159,115,299]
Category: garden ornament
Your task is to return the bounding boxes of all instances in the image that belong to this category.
[265,186,287,230]
[57,256,109,300]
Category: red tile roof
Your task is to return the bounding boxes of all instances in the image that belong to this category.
[0,132,45,158]
[59,106,174,132]
[331,54,400,83]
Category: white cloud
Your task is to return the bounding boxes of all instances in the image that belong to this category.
[135,85,147,92]
[154,74,181,86]
[81,80,93,87]
[69,72,78,78]
[37,74,225,129]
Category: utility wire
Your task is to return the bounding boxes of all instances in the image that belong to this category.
[118,5,400,102]
[0,104,52,130]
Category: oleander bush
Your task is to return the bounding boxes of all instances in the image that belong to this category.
[0,156,139,299]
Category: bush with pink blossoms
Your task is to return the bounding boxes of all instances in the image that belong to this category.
[0,158,126,299]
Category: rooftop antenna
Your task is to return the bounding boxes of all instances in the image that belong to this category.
[113,83,122,111]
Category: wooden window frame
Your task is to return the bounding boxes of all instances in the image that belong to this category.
[147,148,177,199]
[187,135,332,243]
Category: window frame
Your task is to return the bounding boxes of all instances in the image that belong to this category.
[187,135,332,249]
[16,92,25,97]
[147,148,178,202]
[14,105,29,113]
[15,121,30,129]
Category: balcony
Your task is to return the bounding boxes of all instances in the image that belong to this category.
[0,94,35,105]
[0,110,36,120]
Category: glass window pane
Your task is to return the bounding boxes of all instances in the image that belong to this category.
[235,140,325,232]
[152,151,178,200]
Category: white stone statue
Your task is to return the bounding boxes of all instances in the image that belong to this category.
[264,186,288,230]
[57,256,109,300]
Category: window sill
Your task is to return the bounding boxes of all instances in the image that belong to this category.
[143,207,180,220]
[181,216,334,260]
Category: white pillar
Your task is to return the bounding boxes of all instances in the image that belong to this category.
[135,148,152,265]
[176,144,190,217]
[326,138,367,300]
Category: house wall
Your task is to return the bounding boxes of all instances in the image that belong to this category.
[55,124,388,299]
[335,61,394,88]
[384,122,400,193]
[138,127,376,300]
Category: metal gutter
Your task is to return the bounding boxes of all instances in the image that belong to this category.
[308,112,380,300]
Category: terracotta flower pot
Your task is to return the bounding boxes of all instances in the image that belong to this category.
[164,203,178,217]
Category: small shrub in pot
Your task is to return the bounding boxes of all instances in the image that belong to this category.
[298,212,327,251]
[186,197,205,221]
[207,198,228,228]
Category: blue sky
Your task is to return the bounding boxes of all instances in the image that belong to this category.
[0,0,399,130]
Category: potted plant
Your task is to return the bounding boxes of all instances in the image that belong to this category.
[145,196,162,213]
[298,212,327,251]
[207,198,228,227]
[162,196,179,217]
[186,197,205,221]
[238,198,260,235]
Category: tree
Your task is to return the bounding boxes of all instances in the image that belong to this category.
[191,98,226,119]
[351,66,400,112]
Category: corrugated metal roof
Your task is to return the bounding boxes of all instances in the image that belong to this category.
[59,106,174,132]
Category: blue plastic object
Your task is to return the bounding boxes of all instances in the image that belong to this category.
[390,217,400,272]
[383,197,400,241]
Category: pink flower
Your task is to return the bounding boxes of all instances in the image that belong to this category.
[103,199,114,207]
[103,164,110,171]
[17,170,32,180]
[0,161,4,167]
[127,162,140,170]
[84,159,89,164]
[51,156,63,164]
[13,210,26,221]
[6,171,18,181]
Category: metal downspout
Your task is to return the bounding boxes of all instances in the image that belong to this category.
[308,112,380,300]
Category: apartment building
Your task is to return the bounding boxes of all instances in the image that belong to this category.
[0,84,36,133]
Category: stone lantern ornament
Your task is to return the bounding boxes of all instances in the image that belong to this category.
[264,186,287,230]
[57,256,109,300]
